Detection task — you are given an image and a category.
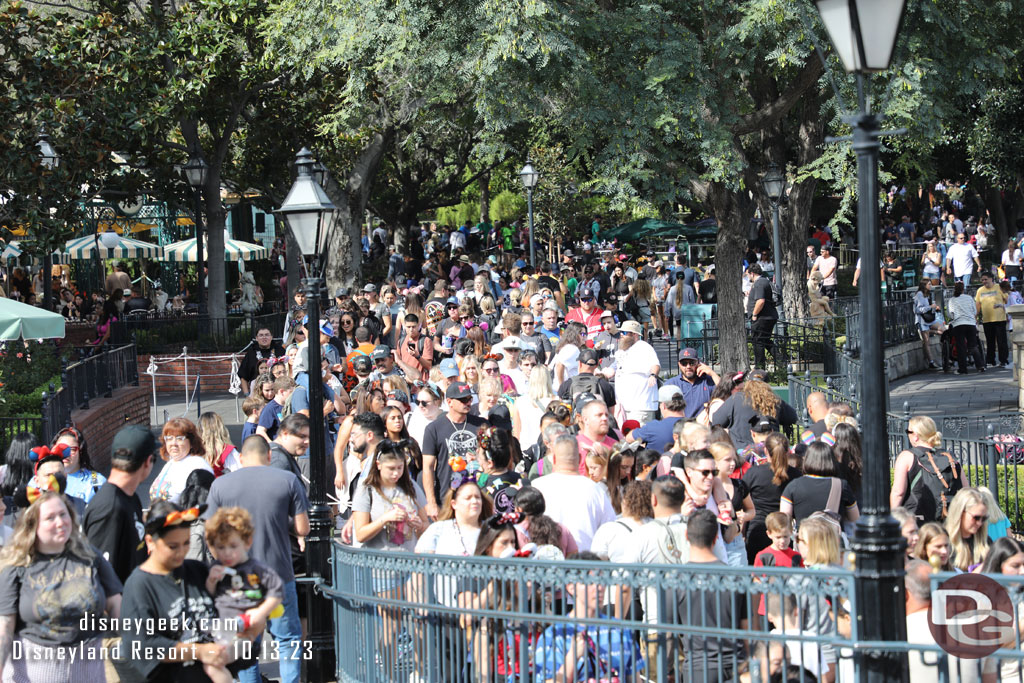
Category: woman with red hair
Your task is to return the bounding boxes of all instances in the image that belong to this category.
[148,418,214,504]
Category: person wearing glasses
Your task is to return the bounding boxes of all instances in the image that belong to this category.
[519,311,552,364]
[420,383,490,520]
[890,415,968,523]
[51,426,106,505]
[149,418,215,504]
[944,488,992,572]
[945,231,981,285]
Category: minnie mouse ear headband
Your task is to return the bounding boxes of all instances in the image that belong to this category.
[30,444,70,473]
[486,510,523,528]
[374,438,411,460]
[450,469,480,491]
[14,474,66,508]
[266,356,287,369]
[731,371,746,384]
[144,504,207,535]
[500,542,537,559]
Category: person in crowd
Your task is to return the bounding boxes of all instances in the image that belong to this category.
[712,443,753,566]
[533,552,645,683]
[51,426,106,504]
[206,436,309,683]
[481,352,517,397]
[914,279,946,369]
[675,509,748,682]
[945,487,991,571]
[809,244,839,301]
[574,398,618,472]
[696,374,738,427]
[0,484,122,682]
[475,377,513,432]
[831,421,863,502]
[507,349,539,396]
[921,240,944,285]
[904,559,975,683]
[91,290,121,347]
[712,376,797,450]
[677,450,732,561]
[198,412,241,477]
[626,384,687,453]
[268,413,311,484]
[416,475,491,561]
[780,440,859,527]
[663,347,719,419]
[743,433,802,562]
[117,500,232,682]
[393,313,435,382]
[407,384,443,447]
[84,425,156,583]
[512,365,557,451]
[590,480,653,565]
[890,507,920,564]
[149,417,215,504]
[513,485,579,558]
[241,396,266,442]
[745,264,779,368]
[584,447,608,484]
[476,427,523,497]
[238,327,285,395]
[798,392,831,444]
[613,320,660,423]
[550,323,586,386]
[977,486,1011,541]
[976,271,1011,368]
[946,231,981,285]
[556,348,615,408]
[564,289,604,340]
[532,434,616,551]
[421,382,489,520]
[912,522,954,572]
[181,469,216,564]
[251,372,275,402]
[255,376,297,442]
[890,415,967,522]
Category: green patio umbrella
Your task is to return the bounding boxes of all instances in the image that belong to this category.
[0,298,65,341]
[599,217,719,242]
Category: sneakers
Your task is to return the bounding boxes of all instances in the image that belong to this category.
[928,361,938,369]
[1005,362,1014,370]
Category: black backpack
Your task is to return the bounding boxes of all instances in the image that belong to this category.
[905,446,964,522]
[568,372,601,399]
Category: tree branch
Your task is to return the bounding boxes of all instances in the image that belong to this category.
[730,59,824,136]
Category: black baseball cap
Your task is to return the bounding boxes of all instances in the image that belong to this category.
[445,383,473,400]
[579,349,600,366]
[110,425,159,470]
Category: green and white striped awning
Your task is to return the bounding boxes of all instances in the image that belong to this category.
[1,241,22,261]
[161,235,269,262]
[64,235,163,260]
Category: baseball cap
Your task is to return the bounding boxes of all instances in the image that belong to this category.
[445,382,473,400]
[599,309,614,319]
[621,419,641,434]
[620,320,643,336]
[363,283,376,293]
[110,425,159,468]
[679,347,699,362]
[573,392,602,415]
[579,349,600,366]
[658,385,683,403]
[446,296,459,306]
[371,345,390,360]
[459,254,471,263]
[335,287,351,298]
[318,319,333,337]
[530,294,544,305]
[439,358,460,378]
[503,337,522,350]
[351,355,373,374]
[749,415,780,433]
[578,291,595,301]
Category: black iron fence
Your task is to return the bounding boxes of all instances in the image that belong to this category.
[111,311,287,355]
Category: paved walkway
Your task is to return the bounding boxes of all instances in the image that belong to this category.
[890,365,1020,416]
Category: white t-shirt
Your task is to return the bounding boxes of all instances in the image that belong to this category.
[515,394,556,450]
[414,519,480,606]
[773,628,833,679]
[590,517,649,563]
[551,345,580,383]
[946,242,979,276]
[1002,248,1022,267]
[813,255,838,286]
[531,472,616,551]
[149,455,214,504]
[613,340,660,411]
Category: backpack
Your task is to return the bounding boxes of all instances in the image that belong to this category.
[905,446,964,521]
[568,372,601,399]
[397,330,427,357]
[652,519,688,564]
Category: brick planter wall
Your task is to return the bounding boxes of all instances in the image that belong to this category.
[71,386,150,475]
[139,353,240,394]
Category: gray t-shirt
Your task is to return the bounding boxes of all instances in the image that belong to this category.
[352,482,427,551]
[209,557,284,619]
[0,550,122,646]
[206,466,309,583]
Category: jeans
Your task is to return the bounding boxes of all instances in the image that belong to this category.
[235,635,263,683]
[267,580,303,683]
[955,272,972,286]
[953,324,985,372]
[749,317,777,368]
[983,320,1009,365]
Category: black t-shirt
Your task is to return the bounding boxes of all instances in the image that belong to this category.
[742,465,803,526]
[84,482,147,583]
[536,275,560,292]
[422,414,490,501]
[676,560,747,665]
[697,278,717,304]
[479,471,524,498]
[780,474,857,525]
[116,560,218,683]
[710,393,797,450]
[238,342,286,383]
[746,275,777,319]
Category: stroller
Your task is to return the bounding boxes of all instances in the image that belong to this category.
[940,326,986,372]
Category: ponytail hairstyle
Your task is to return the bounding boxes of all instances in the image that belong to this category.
[765,433,792,486]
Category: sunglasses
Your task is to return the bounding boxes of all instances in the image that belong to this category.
[680,360,697,366]
[579,297,594,302]
[690,468,718,478]
[970,513,989,523]
[452,396,473,404]
[483,367,501,374]
[522,321,535,326]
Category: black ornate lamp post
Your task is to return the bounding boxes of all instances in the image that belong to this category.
[183,153,208,315]
[518,160,540,269]
[814,1,908,681]
[37,130,59,171]
[760,163,787,319]
[275,146,337,683]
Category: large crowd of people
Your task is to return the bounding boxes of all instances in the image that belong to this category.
[3,208,1024,682]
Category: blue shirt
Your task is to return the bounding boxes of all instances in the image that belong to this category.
[65,468,106,505]
[664,373,716,418]
[540,327,561,342]
[257,399,285,440]
[631,416,681,453]
[241,421,258,442]
[533,614,644,682]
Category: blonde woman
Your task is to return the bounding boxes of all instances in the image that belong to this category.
[921,240,943,285]
[512,365,556,451]
[459,355,482,404]
[889,415,968,521]
[944,488,991,571]
[197,411,240,477]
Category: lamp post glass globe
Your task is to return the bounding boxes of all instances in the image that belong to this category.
[99,231,121,249]
[518,161,539,189]
[183,155,208,189]
[760,163,786,204]
[37,133,59,170]
[276,148,337,259]
[814,0,905,73]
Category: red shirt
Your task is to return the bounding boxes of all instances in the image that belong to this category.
[576,433,617,475]
[565,306,604,339]
[754,547,803,615]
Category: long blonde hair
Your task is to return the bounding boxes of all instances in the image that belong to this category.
[525,365,555,406]
[945,487,990,571]
[198,411,232,468]
[742,380,780,417]
[0,492,95,568]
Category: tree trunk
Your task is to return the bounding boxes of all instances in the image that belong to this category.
[479,172,490,223]
[204,171,227,320]
[285,226,300,301]
[706,182,756,372]
[984,183,1009,251]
